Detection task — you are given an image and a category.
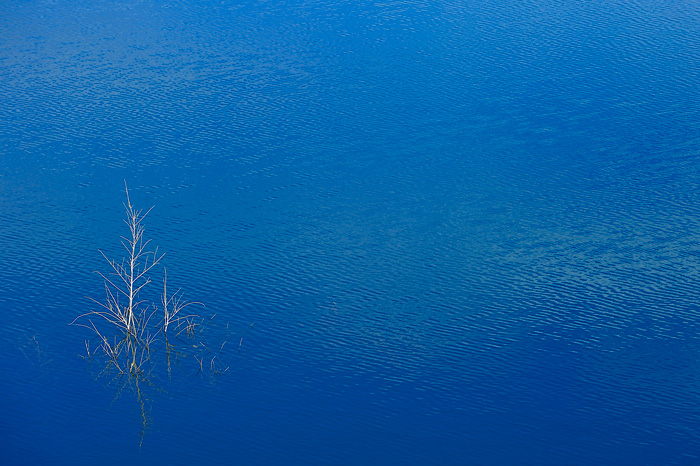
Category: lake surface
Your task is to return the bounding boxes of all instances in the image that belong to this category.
[2,0,700,464]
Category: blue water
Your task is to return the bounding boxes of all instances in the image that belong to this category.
[3,0,700,464]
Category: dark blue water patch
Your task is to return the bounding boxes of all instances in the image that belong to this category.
[3,0,700,464]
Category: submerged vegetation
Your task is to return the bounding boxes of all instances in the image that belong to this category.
[71,182,233,444]
[71,182,217,377]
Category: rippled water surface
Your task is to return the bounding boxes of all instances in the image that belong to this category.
[3,0,700,464]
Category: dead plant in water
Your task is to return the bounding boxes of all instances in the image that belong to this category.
[71,181,202,377]
[69,182,239,446]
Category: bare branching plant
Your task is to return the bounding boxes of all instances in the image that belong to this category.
[71,182,206,377]
[71,182,235,444]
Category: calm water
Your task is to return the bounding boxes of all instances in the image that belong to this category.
[2,0,700,464]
